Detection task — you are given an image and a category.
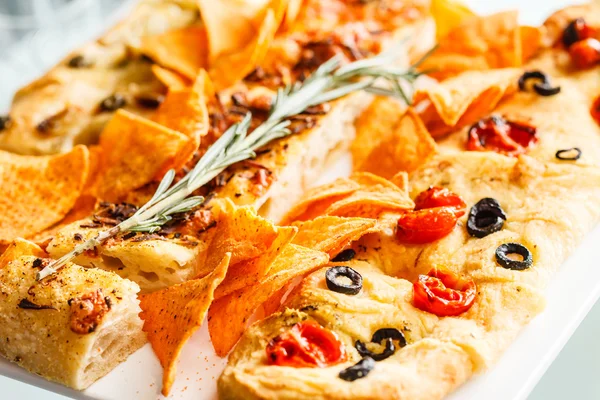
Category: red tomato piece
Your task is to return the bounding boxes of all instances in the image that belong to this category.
[591,96,600,126]
[467,116,538,156]
[562,18,597,48]
[396,207,459,244]
[414,187,467,217]
[413,268,476,317]
[569,38,600,69]
[266,321,345,368]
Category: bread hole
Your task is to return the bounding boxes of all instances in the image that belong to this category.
[138,270,159,282]
[166,267,176,275]
[100,255,126,271]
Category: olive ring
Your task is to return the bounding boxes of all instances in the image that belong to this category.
[338,356,375,382]
[518,70,561,97]
[355,328,407,361]
[555,147,582,161]
[325,266,363,295]
[467,198,507,238]
[495,243,533,270]
[331,249,356,262]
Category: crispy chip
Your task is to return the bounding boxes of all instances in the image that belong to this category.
[280,178,360,224]
[421,11,523,80]
[282,173,413,223]
[0,239,47,268]
[0,146,89,245]
[327,173,414,218]
[209,8,279,90]
[152,65,191,90]
[96,110,191,202]
[141,26,208,80]
[292,216,376,257]
[415,68,521,137]
[520,26,543,63]
[430,0,476,39]
[390,171,409,193]
[139,253,230,396]
[355,108,437,178]
[208,244,328,356]
[351,97,406,169]
[282,0,303,30]
[27,195,97,247]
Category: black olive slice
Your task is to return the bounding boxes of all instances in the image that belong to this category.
[495,243,533,270]
[331,249,356,262]
[371,328,407,348]
[99,94,126,112]
[325,266,362,295]
[339,356,375,382]
[67,54,93,68]
[563,18,585,48]
[136,94,165,109]
[355,338,395,361]
[555,147,582,161]
[467,198,507,238]
[518,71,561,97]
[354,328,407,361]
[0,115,11,131]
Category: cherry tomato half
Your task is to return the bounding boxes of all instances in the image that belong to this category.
[569,38,600,69]
[266,321,345,368]
[414,187,467,218]
[397,207,459,244]
[467,116,537,157]
[591,96,600,126]
[413,269,476,317]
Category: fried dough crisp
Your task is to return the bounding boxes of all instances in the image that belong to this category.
[208,244,328,356]
[354,108,437,177]
[291,216,376,257]
[151,65,191,90]
[282,172,414,224]
[0,145,89,246]
[421,11,538,80]
[140,26,209,80]
[415,68,521,137]
[95,109,191,202]
[430,0,475,39]
[139,253,230,396]
[208,7,281,90]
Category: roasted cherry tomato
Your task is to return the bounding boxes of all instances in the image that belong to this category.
[562,18,597,48]
[413,269,476,317]
[591,96,600,126]
[266,321,345,368]
[467,115,537,156]
[569,38,600,69]
[397,207,459,244]
[414,187,467,218]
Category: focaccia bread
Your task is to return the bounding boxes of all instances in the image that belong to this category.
[0,241,146,390]
[219,262,544,399]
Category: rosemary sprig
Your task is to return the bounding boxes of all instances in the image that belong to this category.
[37,47,431,281]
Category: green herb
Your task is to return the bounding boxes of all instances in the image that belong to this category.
[37,47,432,281]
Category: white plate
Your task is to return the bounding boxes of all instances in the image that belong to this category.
[1,0,596,399]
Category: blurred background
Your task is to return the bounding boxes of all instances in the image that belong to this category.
[0,0,134,110]
[0,0,599,399]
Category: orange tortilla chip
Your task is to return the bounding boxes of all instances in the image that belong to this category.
[292,216,376,257]
[208,244,328,356]
[430,0,476,39]
[0,146,89,245]
[351,97,406,169]
[209,8,279,90]
[152,65,191,90]
[415,68,521,137]
[215,226,297,299]
[96,110,191,202]
[390,171,410,193]
[422,11,523,80]
[355,108,437,178]
[0,239,47,268]
[280,178,360,225]
[520,26,543,63]
[282,173,413,223]
[326,173,414,218]
[139,253,230,396]
[141,26,208,80]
